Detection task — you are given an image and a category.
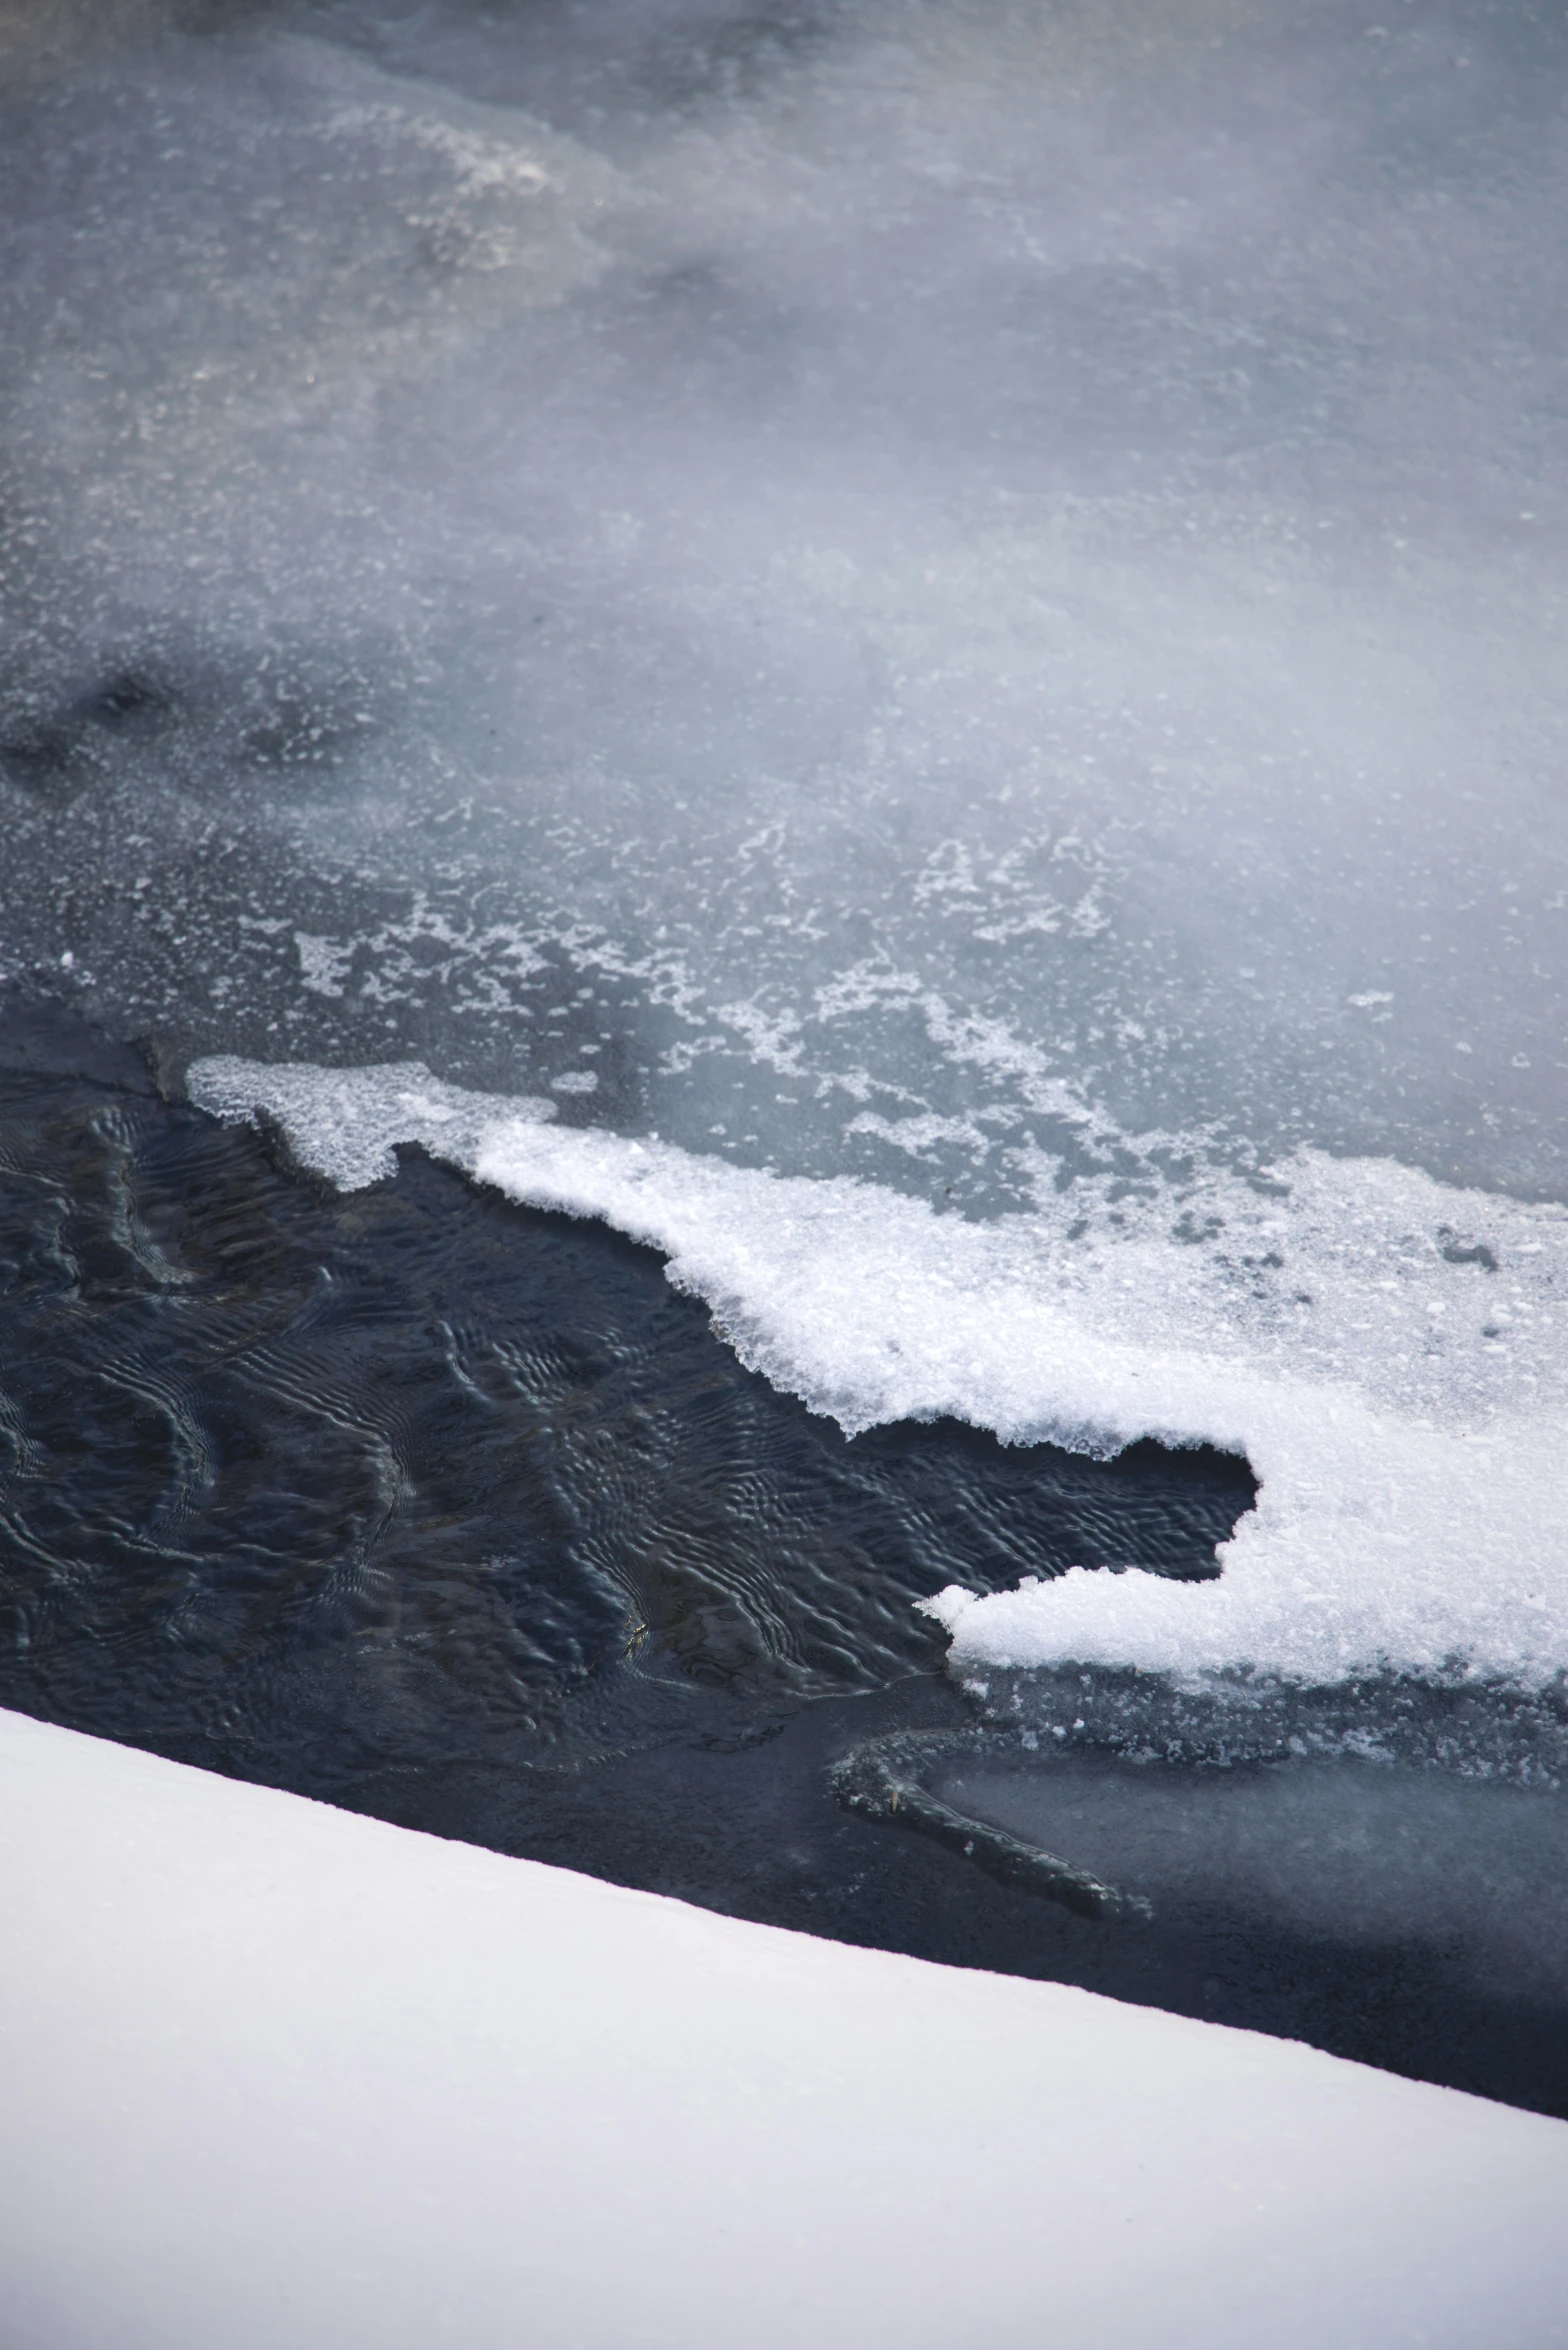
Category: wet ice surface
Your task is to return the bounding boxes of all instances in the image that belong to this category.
[931,1750,1568,2014]
[4,1022,1568,2118]
[1,0,1566,1195]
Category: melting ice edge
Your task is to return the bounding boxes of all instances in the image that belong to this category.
[191,1054,1568,1694]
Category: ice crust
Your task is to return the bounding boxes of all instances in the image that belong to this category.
[191,1056,1568,1690]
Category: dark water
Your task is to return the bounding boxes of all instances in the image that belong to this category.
[4,999,1567,2119]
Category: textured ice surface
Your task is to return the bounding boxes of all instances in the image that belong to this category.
[3,0,1567,1198]
[192,1055,1568,1687]
[10,0,1568,1686]
[5,1705,1568,2350]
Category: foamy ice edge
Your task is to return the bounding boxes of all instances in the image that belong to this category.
[188,1055,1568,1692]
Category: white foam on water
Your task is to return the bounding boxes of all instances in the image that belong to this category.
[190,1055,1568,1692]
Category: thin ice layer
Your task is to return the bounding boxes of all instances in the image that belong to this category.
[4,0,1568,1195]
[190,1056,1568,1689]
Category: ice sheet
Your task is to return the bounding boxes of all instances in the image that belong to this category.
[191,1056,1568,1688]
[5,0,1568,1196]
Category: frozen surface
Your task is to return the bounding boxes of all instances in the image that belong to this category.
[2,0,1566,1196]
[193,1054,1568,1687]
[3,1704,1567,2350]
[5,0,1567,1698]
[5,0,1568,2248]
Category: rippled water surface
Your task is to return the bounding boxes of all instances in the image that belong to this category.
[4,1009,1566,2118]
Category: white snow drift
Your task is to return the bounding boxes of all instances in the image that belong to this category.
[3,1706,1567,2350]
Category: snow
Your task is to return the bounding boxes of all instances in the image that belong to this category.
[190,1056,1568,1690]
[2,1705,1566,2350]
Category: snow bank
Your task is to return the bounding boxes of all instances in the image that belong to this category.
[2,1706,1566,2350]
[190,1056,1568,1689]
